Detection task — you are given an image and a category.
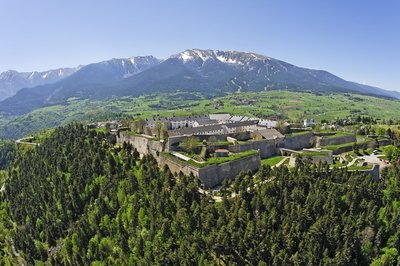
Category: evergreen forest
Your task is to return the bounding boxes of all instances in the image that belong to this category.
[0,124,400,265]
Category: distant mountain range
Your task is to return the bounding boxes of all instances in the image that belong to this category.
[1,49,399,115]
[0,67,79,101]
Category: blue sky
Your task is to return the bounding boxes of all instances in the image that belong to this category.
[1,0,399,91]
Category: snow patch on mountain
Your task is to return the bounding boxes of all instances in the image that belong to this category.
[215,54,243,65]
[0,66,81,101]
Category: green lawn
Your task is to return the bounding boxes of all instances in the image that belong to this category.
[287,131,311,136]
[261,156,284,166]
[3,90,400,139]
[92,127,108,134]
[323,137,375,151]
[208,141,232,146]
[347,165,373,171]
[323,142,354,150]
[359,148,375,156]
[161,150,258,168]
[300,151,331,157]
[330,160,346,168]
[122,131,157,140]
[344,151,358,161]
[323,132,353,138]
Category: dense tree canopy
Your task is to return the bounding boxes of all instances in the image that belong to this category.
[0,124,400,265]
[0,141,16,170]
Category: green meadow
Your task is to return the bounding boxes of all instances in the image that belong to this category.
[1,90,400,139]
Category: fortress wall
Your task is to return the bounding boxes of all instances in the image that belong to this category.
[284,132,315,150]
[198,152,261,188]
[118,132,164,157]
[158,156,200,177]
[228,139,282,158]
[159,152,261,189]
[311,155,333,164]
[349,164,380,181]
[378,139,392,147]
[316,134,356,147]
[168,136,189,151]
[289,154,333,167]
[331,140,377,155]
[167,132,251,151]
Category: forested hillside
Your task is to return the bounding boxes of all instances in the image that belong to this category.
[0,125,400,265]
[0,141,16,170]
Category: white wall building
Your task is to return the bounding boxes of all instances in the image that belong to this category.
[303,119,316,128]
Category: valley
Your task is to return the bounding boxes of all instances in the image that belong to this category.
[1,49,399,118]
[1,90,400,140]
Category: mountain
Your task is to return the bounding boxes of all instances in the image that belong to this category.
[346,81,400,99]
[0,67,79,101]
[117,49,400,98]
[0,49,398,115]
[36,56,161,102]
[0,56,160,114]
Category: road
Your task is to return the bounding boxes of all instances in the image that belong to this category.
[15,137,39,146]
[346,157,358,167]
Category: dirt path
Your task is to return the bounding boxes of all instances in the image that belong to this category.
[15,137,39,146]
[273,157,289,168]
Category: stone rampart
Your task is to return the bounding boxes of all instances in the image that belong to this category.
[289,153,333,167]
[158,156,200,177]
[316,134,356,147]
[159,152,261,189]
[311,155,333,164]
[118,132,164,158]
[331,140,377,155]
[169,132,317,159]
[228,139,283,159]
[284,132,315,150]
[198,152,261,188]
[349,164,380,181]
[167,132,251,151]
[378,139,392,147]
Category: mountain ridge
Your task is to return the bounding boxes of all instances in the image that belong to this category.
[0,56,160,114]
[0,67,80,101]
[0,49,398,115]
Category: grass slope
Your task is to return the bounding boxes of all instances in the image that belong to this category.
[1,91,400,139]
